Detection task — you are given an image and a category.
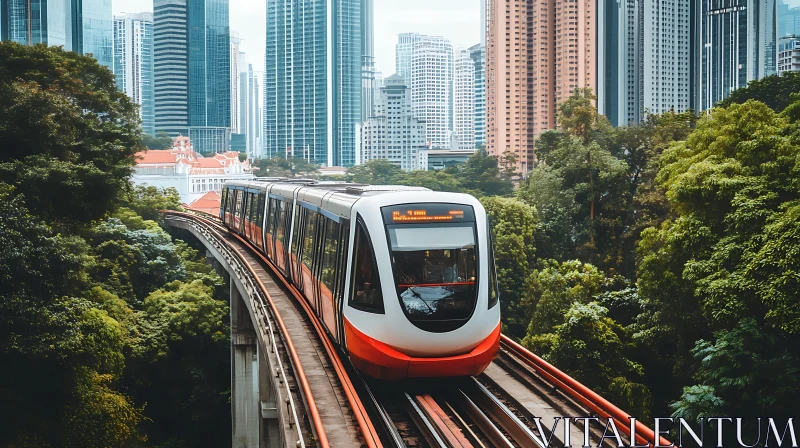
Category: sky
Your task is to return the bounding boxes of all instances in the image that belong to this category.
[112,0,481,76]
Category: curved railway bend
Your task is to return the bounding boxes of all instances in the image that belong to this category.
[162,210,668,448]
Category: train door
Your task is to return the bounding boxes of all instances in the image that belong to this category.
[255,192,266,250]
[299,208,319,311]
[289,205,304,285]
[274,200,288,274]
[265,197,276,260]
[220,188,227,221]
[318,215,343,342]
[242,192,251,239]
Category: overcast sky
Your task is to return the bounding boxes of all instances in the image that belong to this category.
[112,0,481,76]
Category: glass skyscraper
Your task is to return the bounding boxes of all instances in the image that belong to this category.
[264,0,362,167]
[0,0,113,70]
[469,43,485,149]
[699,0,778,110]
[114,13,154,135]
[72,0,112,69]
[153,0,230,154]
[153,0,188,138]
[1,0,72,48]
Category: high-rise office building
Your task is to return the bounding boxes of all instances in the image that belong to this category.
[73,0,112,69]
[359,74,428,171]
[153,0,231,154]
[779,0,800,37]
[778,37,800,73]
[598,0,693,126]
[469,43,486,148]
[247,68,261,158]
[454,48,475,150]
[397,33,454,149]
[486,0,596,175]
[1,0,72,47]
[264,0,363,167]
[230,33,241,134]
[1,0,112,69]
[153,0,188,137]
[114,12,154,135]
[361,0,375,121]
[187,0,231,154]
[697,0,778,111]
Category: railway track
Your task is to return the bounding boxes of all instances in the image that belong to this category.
[172,209,668,448]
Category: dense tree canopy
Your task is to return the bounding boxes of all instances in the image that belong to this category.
[718,72,800,112]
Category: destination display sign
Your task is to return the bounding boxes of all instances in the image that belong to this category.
[381,203,475,224]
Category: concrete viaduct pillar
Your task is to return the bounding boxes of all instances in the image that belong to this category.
[231,282,281,447]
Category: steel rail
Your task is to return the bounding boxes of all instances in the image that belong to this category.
[183,211,384,448]
[165,212,328,448]
[500,336,671,447]
[403,393,448,448]
[465,377,541,447]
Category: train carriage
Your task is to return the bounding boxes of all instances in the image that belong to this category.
[221,179,501,380]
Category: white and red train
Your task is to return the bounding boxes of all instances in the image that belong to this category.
[220,179,500,380]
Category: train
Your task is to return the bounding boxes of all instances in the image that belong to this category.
[220,179,501,380]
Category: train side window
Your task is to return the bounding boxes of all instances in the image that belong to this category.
[276,201,287,243]
[257,193,266,226]
[301,210,317,269]
[335,223,349,306]
[320,218,339,292]
[291,206,303,255]
[488,218,499,309]
[266,198,277,235]
[349,219,384,313]
[235,190,243,218]
[221,188,228,216]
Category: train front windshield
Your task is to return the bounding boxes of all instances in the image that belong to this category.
[383,204,478,333]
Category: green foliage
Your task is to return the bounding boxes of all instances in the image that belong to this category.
[636,98,800,419]
[526,302,652,420]
[252,156,319,177]
[481,197,537,337]
[445,150,513,197]
[122,185,184,223]
[523,260,606,335]
[718,72,800,112]
[346,159,404,184]
[0,42,140,228]
[143,131,174,150]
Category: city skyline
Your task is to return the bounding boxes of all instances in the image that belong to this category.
[110,0,482,79]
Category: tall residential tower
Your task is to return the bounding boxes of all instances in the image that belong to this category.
[486,0,596,174]
[113,12,154,135]
[264,0,363,166]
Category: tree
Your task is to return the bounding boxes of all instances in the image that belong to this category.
[718,72,800,112]
[252,156,319,178]
[143,131,173,150]
[345,159,403,184]
[527,302,653,421]
[481,197,538,337]
[637,99,800,418]
[446,150,513,197]
[128,280,230,447]
[395,170,467,193]
[522,259,607,336]
[0,42,140,228]
[123,185,184,222]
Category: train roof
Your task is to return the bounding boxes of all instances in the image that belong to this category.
[224,179,434,221]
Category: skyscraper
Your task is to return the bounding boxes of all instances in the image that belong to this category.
[397,33,454,149]
[486,0,596,175]
[361,0,375,121]
[359,74,427,171]
[698,0,778,111]
[72,0,112,69]
[187,0,231,153]
[230,33,241,134]
[454,48,475,150]
[1,0,72,48]
[153,0,188,137]
[469,43,486,148]
[1,0,112,69]
[779,0,800,37]
[153,0,231,154]
[114,12,154,135]
[264,0,363,167]
[598,0,693,126]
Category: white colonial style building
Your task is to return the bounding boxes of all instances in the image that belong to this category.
[132,135,255,203]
